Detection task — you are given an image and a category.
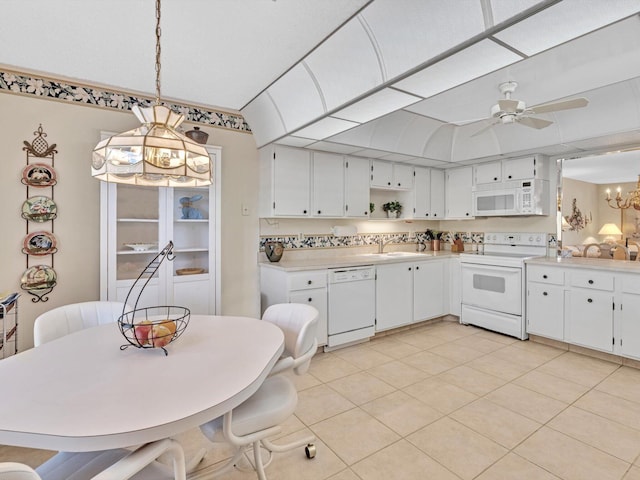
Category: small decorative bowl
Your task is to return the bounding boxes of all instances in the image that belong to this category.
[118,306,190,355]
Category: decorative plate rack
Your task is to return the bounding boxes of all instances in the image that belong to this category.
[21,125,58,302]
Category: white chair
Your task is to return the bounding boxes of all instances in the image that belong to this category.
[0,438,186,480]
[199,303,319,480]
[34,301,129,346]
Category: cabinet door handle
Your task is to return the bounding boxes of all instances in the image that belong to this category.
[588,279,594,284]
[364,211,368,215]
[466,212,470,216]
[543,292,548,296]
[493,177,498,181]
[303,209,307,214]
[397,182,401,186]
[434,213,437,217]
[307,280,312,285]
[425,213,429,216]
[308,298,312,302]
[587,298,593,303]
[387,181,391,186]
[543,274,548,279]
[408,267,412,271]
[317,210,321,214]
[416,266,419,270]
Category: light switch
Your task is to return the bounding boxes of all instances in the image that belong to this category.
[241,204,250,216]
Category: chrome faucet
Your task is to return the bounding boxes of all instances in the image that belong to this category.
[378,236,397,253]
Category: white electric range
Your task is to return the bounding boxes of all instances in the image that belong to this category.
[459,232,548,340]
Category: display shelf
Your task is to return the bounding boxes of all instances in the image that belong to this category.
[0,293,19,359]
[100,144,220,315]
[118,218,159,223]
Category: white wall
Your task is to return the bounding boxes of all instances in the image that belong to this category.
[0,92,260,350]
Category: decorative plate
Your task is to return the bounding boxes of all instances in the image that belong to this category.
[23,231,58,255]
[20,265,57,291]
[21,163,57,187]
[21,196,57,222]
[124,243,157,252]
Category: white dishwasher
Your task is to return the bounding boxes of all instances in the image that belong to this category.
[327,266,376,349]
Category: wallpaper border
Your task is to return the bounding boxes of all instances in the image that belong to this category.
[0,69,251,133]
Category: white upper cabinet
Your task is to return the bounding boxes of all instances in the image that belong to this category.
[312,152,344,217]
[445,166,474,219]
[259,145,310,217]
[370,160,413,189]
[412,166,444,219]
[344,156,371,218]
[474,161,502,185]
[430,169,445,219]
[474,155,550,186]
[503,156,548,181]
[413,166,430,218]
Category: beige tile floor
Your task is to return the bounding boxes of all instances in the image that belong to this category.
[4,319,640,480]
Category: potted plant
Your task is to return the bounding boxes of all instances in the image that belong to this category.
[382,201,402,218]
[369,202,375,214]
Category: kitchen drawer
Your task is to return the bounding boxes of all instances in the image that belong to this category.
[288,271,327,291]
[620,273,640,294]
[570,271,614,291]
[527,265,564,285]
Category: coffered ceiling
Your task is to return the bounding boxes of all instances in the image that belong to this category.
[2,0,640,166]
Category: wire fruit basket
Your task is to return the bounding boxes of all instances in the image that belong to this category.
[118,241,190,355]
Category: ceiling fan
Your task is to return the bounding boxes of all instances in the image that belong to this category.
[470,81,589,137]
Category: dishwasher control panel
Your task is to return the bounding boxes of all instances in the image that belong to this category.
[329,266,375,283]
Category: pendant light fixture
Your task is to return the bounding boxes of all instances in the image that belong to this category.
[91,0,212,187]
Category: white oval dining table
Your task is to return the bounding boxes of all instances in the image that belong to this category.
[0,315,284,452]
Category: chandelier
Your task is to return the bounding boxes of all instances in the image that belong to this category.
[606,175,640,210]
[91,0,211,187]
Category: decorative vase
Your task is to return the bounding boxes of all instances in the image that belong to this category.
[264,241,284,262]
[431,239,441,251]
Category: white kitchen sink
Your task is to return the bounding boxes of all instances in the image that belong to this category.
[361,252,428,258]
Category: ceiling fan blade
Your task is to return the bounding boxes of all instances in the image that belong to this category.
[517,116,553,129]
[498,99,519,113]
[528,97,589,114]
[471,121,498,138]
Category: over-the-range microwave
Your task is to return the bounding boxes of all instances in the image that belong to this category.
[472,179,550,216]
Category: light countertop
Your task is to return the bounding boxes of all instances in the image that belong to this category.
[259,250,458,272]
[526,256,640,273]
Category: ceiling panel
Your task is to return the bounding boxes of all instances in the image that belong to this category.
[294,117,360,140]
[240,92,286,147]
[304,17,383,112]
[267,64,325,132]
[360,0,486,80]
[493,0,640,56]
[489,0,545,26]
[396,39,523,101]
[333,88,421,123]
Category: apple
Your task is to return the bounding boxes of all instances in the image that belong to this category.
[159,319,177,336]
[134,320,152,346]
[149,324,173,348]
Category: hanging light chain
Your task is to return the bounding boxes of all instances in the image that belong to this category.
[155,0,162,105]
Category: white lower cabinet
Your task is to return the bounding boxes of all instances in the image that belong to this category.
[259,268,328,346]
[527,283,565,340]
[376,259,449,332]
[525,263,640,358]
[414,260,446,321]
[567,288,614,352]
[526,265,565,340]
[619,274,640,360]
[376,263,413,331]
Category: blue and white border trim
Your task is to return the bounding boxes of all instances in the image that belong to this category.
[0,70,251,133]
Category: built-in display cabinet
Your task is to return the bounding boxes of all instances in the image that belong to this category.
[100,146,220,315]
[526,261,640,360]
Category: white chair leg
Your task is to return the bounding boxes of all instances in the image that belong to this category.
[252,440,268,480]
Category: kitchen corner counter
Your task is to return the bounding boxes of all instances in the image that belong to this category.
[526,255,640,273]
[259,251,458,272]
